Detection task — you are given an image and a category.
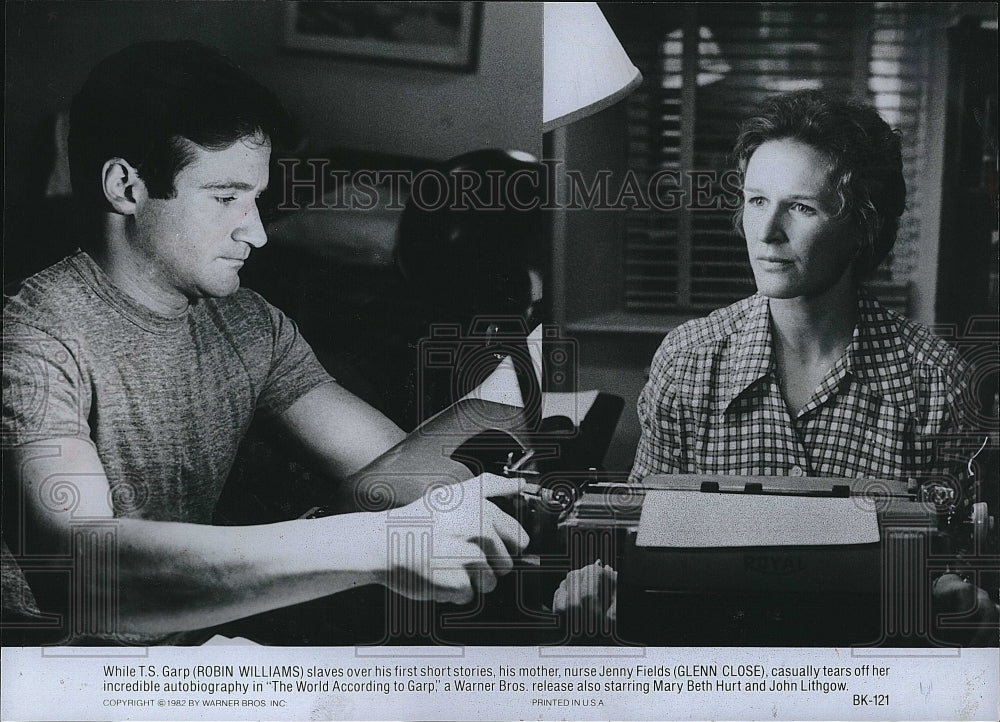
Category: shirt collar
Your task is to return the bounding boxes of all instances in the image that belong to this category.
[720,293,774,412]
[720,290,919,419]
[844,290,919,418]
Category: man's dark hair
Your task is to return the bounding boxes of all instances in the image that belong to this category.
[69,40,296,219]
[731,90,906,276]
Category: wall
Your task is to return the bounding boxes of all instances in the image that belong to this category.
[4,1,542,211]
[258,3,542,160]
[549,103,653,473]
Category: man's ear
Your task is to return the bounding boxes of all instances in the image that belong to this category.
[101,158,145,214]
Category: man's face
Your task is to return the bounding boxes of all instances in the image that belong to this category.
[131,134,270,307]
[741,139,859,300]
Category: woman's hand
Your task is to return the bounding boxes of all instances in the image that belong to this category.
[932,573,999,646]
[552,559,618,623]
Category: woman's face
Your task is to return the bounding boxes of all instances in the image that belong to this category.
[741,139,859,301]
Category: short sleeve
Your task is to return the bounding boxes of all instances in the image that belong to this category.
[2,322,92,446]
[255,302,335,418]
[628,335,686,484]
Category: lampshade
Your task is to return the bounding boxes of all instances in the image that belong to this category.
[543,2,642,132]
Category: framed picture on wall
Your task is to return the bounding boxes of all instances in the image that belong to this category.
[282,1,481,70]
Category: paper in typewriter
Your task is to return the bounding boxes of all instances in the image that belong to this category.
[637,491,880,547]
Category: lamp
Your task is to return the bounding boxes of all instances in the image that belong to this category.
[543,2,642,132]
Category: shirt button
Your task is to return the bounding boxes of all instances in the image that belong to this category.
[790,465,804,477]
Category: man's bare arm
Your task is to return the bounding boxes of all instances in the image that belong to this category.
[277,381,472,509]
[277,381,406,479]
[8,437,527,636]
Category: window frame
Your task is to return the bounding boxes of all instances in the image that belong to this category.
[549,2,951,334]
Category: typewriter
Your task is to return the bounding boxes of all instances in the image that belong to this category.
[552,444,996,646]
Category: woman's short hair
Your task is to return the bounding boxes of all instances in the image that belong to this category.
[731,90,906,275]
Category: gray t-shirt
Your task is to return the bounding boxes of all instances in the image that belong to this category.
[2,250,333,639]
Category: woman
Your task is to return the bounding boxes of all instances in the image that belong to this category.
[555,91,996,644]
[630,90,972,482]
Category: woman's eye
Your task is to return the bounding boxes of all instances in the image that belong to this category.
[745,196,766,208]
[215,196,237,206]
[790,202,816,215]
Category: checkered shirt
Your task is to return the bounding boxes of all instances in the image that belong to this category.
[630,292,977,484]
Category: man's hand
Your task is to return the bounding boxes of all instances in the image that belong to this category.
[371,474,530,605]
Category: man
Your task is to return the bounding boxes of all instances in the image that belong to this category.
[2,41,527,645]
[556,91,997,644]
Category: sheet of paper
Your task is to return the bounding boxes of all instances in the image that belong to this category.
[541,389,599,425]
[202,634,260,646]
[637,491,880,548]
[458,323,544,407]
[458,325,600,424]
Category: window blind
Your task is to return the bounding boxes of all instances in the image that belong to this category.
[605,2,940,315]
